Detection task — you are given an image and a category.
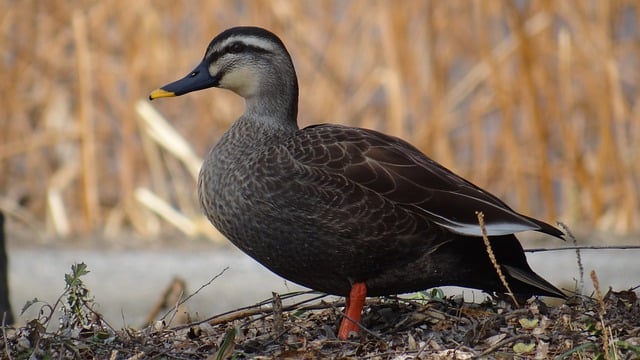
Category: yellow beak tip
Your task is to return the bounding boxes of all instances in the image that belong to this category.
[149,88,176,100]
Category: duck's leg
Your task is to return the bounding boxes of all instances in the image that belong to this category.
[337,282,367,339]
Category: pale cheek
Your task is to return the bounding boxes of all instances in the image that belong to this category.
[220,68,257,97]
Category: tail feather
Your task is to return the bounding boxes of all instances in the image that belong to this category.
[503,264,566,298]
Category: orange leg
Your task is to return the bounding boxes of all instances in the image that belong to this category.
[337,282,367,340]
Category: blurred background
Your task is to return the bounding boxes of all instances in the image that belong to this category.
[2,0,639,240]
[1,0,639,326]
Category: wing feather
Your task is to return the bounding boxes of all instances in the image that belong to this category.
[292,124,563,239]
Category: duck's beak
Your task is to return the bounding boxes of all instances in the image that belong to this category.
[149,61,219,100]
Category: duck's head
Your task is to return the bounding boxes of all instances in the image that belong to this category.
[149,26,298,107]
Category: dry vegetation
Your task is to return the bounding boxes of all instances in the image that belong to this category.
[2,263,639,359]
[1,1,639,239]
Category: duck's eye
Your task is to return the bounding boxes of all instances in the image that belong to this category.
[228,42,245,54]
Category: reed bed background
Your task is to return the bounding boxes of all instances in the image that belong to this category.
[1,1,638,241]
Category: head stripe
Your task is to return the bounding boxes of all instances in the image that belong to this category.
[203,27,286,61]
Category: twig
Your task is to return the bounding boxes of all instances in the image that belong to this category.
[559,221,583,294]
[272,292,283,335]
[166,288,185,327]
[170,291,325,330]
[477,333,530,357]
[476,211,518,306]
[246,290,322,309]
[238,293,333,328]
[145,277,186,326]
[181,267,228,305]
[160,267,229,322]
[2,312,11,360]
[415,334,434,358]
[590,270,615,360]
[524,245,640,252]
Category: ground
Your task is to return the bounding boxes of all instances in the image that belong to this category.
[2,266,639,359]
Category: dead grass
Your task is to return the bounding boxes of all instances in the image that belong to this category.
[1,1,639,238]
[3,285,640,359]
[2,262,639,359]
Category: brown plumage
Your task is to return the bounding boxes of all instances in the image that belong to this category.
[150,26,565,338]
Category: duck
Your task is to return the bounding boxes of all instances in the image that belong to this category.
[150,26,565,340]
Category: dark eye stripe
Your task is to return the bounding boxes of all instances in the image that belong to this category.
[228,42,245,53]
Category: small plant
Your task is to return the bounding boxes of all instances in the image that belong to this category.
[408,288,447,304]
[11,263,112,358]
[20,262,103,333]
[59,262,104,334]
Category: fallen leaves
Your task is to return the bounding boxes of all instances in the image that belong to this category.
[2,289,640,358]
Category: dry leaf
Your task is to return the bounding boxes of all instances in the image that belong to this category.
[513,342,536,354]
[484,333,507,346]
[519,318,539,329]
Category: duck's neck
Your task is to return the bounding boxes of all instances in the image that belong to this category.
[242,59,300,134]
[244,94,299,133]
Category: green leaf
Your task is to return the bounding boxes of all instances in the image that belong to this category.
[614,340,640,354]
[214,327,237,360]
[72,262,90,277]
[430,288,445,299]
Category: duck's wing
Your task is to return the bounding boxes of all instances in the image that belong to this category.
[295,124,563,239]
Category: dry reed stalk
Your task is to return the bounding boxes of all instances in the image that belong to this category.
[601,30,638,231]
[470,5,553,212]
[590,270,616,360]
[164,156,199,220]
[131,125,165,237]
[564,2,623,228]
[557,28,580,224]
[135,101,215,237]
[0,132,78,161]
[46,162,79,236]
[567,5,606,225]
[476,211,518,306]
[72,11,100,232]
[504,1,556,221]
[138,113,171,206]
[423,3,456,168]
[135,101,202,180]
[377,2,408,140]
[1,1,638,237]
[134,187,198,237]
